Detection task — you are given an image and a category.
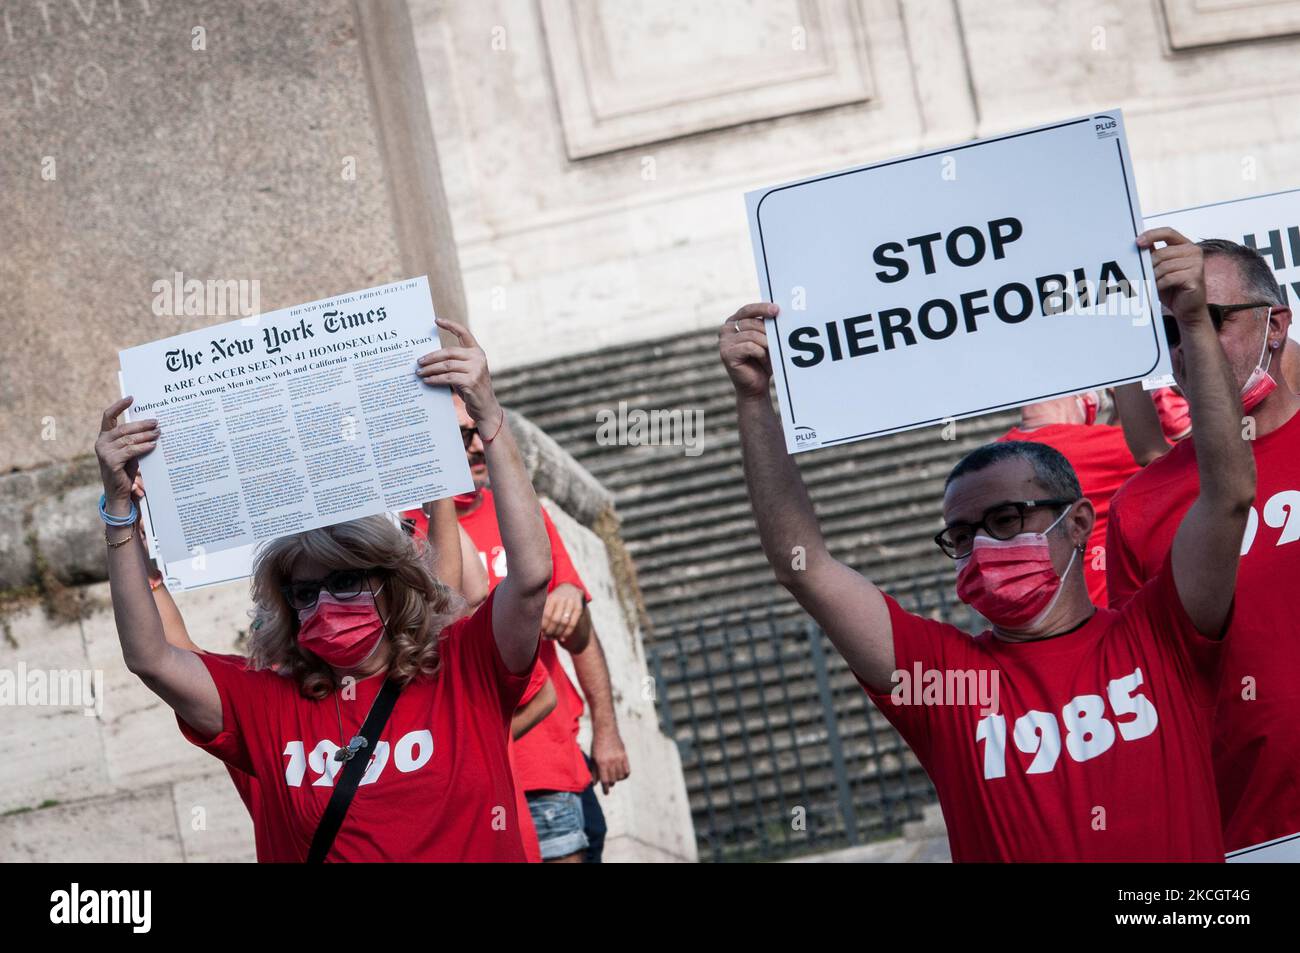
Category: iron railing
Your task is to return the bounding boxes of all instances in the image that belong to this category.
[648,585,981,862]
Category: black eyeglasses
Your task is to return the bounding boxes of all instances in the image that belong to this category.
[460,425,478,449]
[935,499,1075,559]
[1162,302,1271,349]
[280,569,378,611]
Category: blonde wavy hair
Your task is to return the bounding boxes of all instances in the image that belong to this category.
[248,515,465,700]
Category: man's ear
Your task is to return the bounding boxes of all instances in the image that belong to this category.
[1071,498,1096,547]
[1269,305,1292,345]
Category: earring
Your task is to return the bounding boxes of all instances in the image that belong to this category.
[1271,341,1280,349]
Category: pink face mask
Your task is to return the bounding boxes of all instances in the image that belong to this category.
[1152,387,1192,442]
[1240,309,1277,413]
[296,585,386,669]
[955,508,1078,632]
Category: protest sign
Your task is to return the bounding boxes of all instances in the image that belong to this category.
[119,276,471,566]
[745,110,1169,453]
[1225,830,1300,863]
[1147,187,1300,343]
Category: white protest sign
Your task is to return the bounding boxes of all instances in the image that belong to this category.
[745,110,1169,453]
[119,276,471,565]
[1225,830,1300,863]
[158,542,256,592]
[1147,187,1300,343]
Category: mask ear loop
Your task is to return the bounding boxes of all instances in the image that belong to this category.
[1256,308,1275,374]
[1051,502,1086,583]
[340,576,391,673]
[1044,501,1075,537]
[366,576,391,631]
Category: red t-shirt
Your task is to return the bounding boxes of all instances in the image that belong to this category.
[1107,408,1300,852]
[457,489,593,794]
[999,423,1140,606]
[178,592,532,862]
[511,663,550,863]
[200,652,273,858]
[865,555,1225,862]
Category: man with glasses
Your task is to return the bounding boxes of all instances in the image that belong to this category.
[1108,237,1300,858]
[719,228,1255,861]
[405,394,631,862]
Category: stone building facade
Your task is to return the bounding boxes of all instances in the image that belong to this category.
[4,0,1300,863]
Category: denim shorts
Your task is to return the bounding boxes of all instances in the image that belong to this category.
[527,791,589,860]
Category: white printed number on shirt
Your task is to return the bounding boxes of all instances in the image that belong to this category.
[974,668,1157,780]
[478,547,508,579]
[1241,490,1300,554]
[281,730,434,788]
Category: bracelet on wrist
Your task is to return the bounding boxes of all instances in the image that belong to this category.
[481,409,505,445]
[99,493,139,527]
[105,531,135,549]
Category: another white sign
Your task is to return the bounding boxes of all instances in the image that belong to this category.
[746,110,1169,453]
[119,276,472,565]
[1147,187,1300,344]
[1225,830,1300,863]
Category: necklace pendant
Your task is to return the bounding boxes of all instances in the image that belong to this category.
[334,735,369,762]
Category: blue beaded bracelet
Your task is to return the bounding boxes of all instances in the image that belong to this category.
[99,493,139,527]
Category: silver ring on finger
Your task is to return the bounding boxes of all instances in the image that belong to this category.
[733,319,741,333]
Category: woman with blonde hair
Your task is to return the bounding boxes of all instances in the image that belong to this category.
[94,319,551,861]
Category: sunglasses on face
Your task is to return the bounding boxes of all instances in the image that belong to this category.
[1162,302,1271,349]
[280,568,379,611]
[460,426,478,449]
[934,499,1074,559]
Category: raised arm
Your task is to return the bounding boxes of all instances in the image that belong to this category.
[1112,382,1171,466]
[421,497,465,593]
[1138,228,1256,636]
[457,523,490,609]
[96,398,221,735]
[128,476,205,654]
[417,319,550,673]
[721,304,896,692]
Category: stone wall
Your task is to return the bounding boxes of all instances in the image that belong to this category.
[0,0,695,862]
[409,0,1300,370]
[0,0,464,473]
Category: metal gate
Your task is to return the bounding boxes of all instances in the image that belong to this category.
[648,589,980,862]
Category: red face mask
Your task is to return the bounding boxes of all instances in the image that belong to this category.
[296,586,386,669]
[955,509,1077,632]
[1240,310,1277,413]
[1153,387,1192,442]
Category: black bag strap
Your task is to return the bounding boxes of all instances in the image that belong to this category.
[307,676,403,863]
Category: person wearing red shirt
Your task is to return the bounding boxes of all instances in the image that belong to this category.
[719,227,1255,862]
[510,663,556,863]
[997,394,1140,606]
[431,395,630,862]
[94,319,553,862]
[1108,238,1300,858]
[137,467,480,843]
